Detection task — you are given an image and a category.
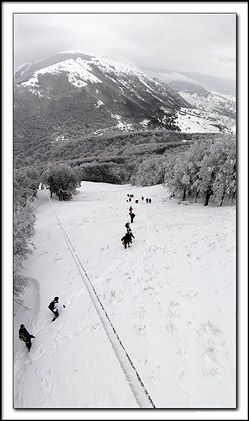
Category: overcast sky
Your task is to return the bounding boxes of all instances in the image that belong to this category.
[14,13,236,87]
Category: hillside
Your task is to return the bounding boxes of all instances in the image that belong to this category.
[14,52,190,144]
[14,182,236,408]
[168,81,236,134]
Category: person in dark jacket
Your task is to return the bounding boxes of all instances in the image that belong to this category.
[121,230,135,248]
[129,212,135,223]
[126,230,135,245]
[121,233,129,249]
[19,324,35,351]
[48,296,66,322]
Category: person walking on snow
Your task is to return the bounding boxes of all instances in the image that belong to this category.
[129,206,133,212]
[48,296,66,322]
[121,231,134,248]
[129,211,135,223]
[19,324,35,351]
[126,230,135,244]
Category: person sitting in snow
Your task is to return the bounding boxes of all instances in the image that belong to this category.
[48,296,66,322]
[19,324,35,352]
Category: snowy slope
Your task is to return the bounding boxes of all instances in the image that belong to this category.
[175,108,236,134]
[174,89,236,134]
[14,182,236,408]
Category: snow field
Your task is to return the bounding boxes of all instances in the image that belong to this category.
[14,182,236,408]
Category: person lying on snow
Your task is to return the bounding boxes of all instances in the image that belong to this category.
[48,296,66,322]
[19,324,35,352]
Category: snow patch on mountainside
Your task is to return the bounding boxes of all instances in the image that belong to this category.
[176,105,236,134]
[95,100,104,108]
[21,57,102,89]
[90,56,142,77]
[179,90,236,114]
[179,90,236,124]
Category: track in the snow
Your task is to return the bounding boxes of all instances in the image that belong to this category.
[47,193,156,409]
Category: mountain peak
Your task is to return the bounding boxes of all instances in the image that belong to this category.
[15,51,191,133]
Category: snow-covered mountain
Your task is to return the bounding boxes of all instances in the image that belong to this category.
[14,51,190,135]
[168,81,236,134]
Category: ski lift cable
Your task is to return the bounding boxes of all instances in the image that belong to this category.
[46,192,156,409]
[15,191,37,213]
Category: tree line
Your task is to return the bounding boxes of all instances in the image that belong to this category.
[132,134,236,206]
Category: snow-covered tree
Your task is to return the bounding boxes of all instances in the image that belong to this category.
[196,136,236,206]
[41,163,81,200]
[131,156,167,186]
[13,167,39,299]
[14,205,35,298]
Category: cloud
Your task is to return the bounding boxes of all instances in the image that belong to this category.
[14,13,236,81]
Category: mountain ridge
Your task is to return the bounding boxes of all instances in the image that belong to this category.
[15,51,191,134]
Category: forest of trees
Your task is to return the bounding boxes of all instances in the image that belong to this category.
[132,134,236,206]
[13,168,40,300]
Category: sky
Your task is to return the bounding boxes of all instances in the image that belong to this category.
[14,13,236,92]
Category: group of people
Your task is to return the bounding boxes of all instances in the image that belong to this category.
[121,197,137,249]
[19,297,66,352]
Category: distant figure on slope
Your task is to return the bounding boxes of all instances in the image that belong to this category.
[125,221,130,231]
[126,229,135,245]
[48,296,66,322]
[19,324,35,352]
[135,199,139,203]
[129,212,135,223]
[141,196,144,201]
[129,206,133,213]
[146,198,148,203]
[129,197,131,202]
[148,198,152,203]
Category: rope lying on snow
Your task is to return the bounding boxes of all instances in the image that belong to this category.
[15,191,37,213]
[46,192,156,409]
